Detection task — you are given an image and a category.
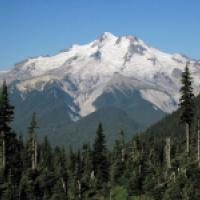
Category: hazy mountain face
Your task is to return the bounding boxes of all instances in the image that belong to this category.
[2,32,200,146]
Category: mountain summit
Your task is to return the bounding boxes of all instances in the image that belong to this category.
[1,32,200,146]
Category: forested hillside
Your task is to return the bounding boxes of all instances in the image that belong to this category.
[0,65,200,200]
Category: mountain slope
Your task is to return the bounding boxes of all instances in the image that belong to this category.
[94,76,166,128]
[143,93,200,141]
[10,82,78,139]
[54,106,139,148]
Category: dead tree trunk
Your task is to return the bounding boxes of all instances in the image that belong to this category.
[78,180,81,200]
[121,148,125,162]
[171,171,176,183]
[60,177,67,194]
[165,137,171,169]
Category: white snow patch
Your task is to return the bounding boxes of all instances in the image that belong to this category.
[140,89,177,113]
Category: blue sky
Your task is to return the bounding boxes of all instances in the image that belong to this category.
[0,0,199,69]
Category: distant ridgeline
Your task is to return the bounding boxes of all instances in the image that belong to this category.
[0,64,200,199]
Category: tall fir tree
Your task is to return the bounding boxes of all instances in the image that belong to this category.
[0,80,16,172]
[0,80,14,135]
[40,135,53,171]
[179,62,194,153]
[0,81,22,200]
[92,123,109,187]
[111,130,125,185]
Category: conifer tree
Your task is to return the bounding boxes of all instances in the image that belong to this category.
[69,147,76,174]
[0,80,15,172]
[28,112,38,135]
[27,112,38,169]
[111,130,125,185]
[0,80,14,135]
[179,62,194,153]
[81,144,93,189]
[92,123,109,186]
[40,136,53,170]
[81,144,93,197]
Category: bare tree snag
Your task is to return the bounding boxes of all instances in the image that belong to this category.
[165,137,171,169]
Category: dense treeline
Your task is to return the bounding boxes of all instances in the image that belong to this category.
[0,64,200,199]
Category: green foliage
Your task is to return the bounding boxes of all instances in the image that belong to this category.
[129,196,153,200]
[179,63,194,125]
[39,136,53,170]
[0,80,14,134]
[110,186,128,200]
[28,112,38,136]
[93,123,110,186]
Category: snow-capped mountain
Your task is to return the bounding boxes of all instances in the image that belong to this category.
[4,32,200,115]
[1,32,200,146]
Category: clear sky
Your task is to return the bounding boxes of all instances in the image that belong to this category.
[0,0,199,70]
